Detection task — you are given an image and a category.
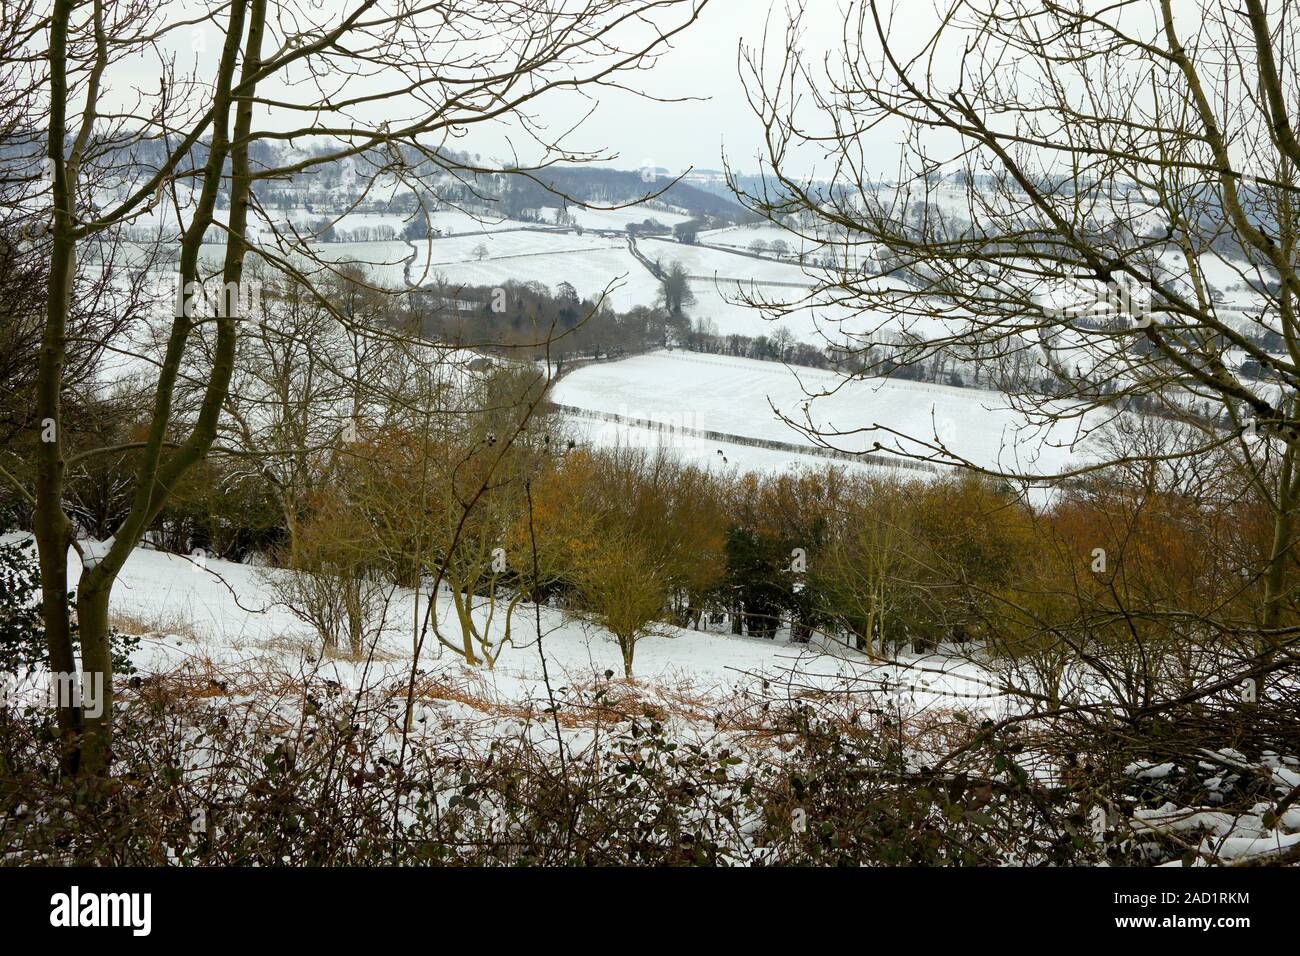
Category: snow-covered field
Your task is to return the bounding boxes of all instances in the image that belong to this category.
[639,236,820,284]
[559,414,913,477]
[417,241,661,311]
[554,350,1109,478]
[103,197,1012,349]
[539,204,695,231]
[418,230,615,267]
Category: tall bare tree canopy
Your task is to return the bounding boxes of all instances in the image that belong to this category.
[13,0,708,774]
[736,0,1300,692]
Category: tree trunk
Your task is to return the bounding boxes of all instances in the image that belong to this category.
[34,514,79,773]
[74,580,113,774]
[450,584,480,665]
[1257,444,1298,699]
[34,0,82,776]
[58,0,260,775]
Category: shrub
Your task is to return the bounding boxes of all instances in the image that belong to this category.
[0,540,138,679]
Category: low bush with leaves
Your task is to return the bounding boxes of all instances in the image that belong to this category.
[0,540,137,680]
[4,658,1293,866]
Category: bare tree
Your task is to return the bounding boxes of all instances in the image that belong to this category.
[22,0,710,773]
[737,0,1300,698]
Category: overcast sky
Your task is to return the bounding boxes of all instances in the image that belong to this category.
[477,0,857,177]
[110,0,946,177]
[92,1,1205,181]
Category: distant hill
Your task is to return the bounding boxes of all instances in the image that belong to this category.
[499,165,757,225]
[5,131,757,227]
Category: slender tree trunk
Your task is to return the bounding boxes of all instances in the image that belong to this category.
[74,582,113,771]
[450,586,480,665]
[70,0,259,775]
[1258,442,1298,699]
[34,0,82,775]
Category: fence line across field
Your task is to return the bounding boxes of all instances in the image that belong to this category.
[550,402,942,474]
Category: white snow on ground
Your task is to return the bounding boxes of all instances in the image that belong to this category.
[55,187,1295,864]
[637,237,985,348]
[639,237,821,285]
[80,538,990,706]
[553,350,1109,477]
[112,198,543,242]
[638,238,854,341]
[103,201,952,347]
[8,517,1298,864]
[699,222,823,252]
[560,415,919,478]
[417,243,661,311]
[539,205,694,231]
[418,230,615,266]
[0,531,998,741]
[1134,803,1300,864]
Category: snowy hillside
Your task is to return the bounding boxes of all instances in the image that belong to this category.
[553,350,1110,478]
[14,532,1001,719]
